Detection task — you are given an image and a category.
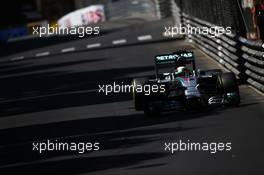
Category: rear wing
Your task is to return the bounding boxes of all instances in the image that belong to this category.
[155,51,194,65]
[154,51,196,75]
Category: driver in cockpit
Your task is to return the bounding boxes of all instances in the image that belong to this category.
[174,66,187,77]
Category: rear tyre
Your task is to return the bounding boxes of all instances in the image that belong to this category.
[219,72,240,106]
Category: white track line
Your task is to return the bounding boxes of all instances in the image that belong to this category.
[112,39,127,45]
[35,52,50,57]
[10,56,24,61]
[87,43,101,49]
[61,47,75,53]
[137,35,152,41]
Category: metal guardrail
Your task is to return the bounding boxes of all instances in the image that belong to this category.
[183,13,264,92]
[156,0,264,93]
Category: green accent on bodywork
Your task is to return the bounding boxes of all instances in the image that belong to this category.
[174,77,185,87]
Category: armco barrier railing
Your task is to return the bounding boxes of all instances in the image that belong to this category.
[181,13,264,93]
[182,13,241,77]
[239,38,264,92]
[156,0,264,93]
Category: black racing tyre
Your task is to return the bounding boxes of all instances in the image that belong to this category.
[132,78,148,111]
[219,72,239,93]
[219,72,240,106]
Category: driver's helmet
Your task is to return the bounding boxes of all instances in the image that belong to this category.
[174,66,186,76]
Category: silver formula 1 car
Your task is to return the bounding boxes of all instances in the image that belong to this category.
[132,50,240,117]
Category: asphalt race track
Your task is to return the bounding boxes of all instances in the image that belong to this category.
[0,20,264,175]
